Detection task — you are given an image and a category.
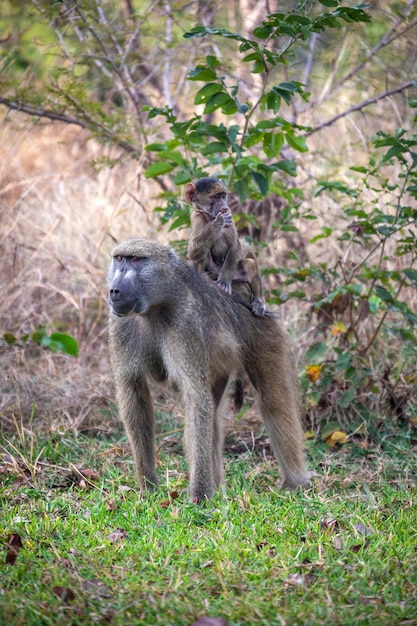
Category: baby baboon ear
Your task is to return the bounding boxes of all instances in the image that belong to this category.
[185,182,196,203]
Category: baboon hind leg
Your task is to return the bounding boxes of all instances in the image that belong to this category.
[211,376,231,488]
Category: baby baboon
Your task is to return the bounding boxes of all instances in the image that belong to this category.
[107,237,309,503]
[186,177,266,317]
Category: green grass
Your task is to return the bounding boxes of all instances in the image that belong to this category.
[1,423,416,626]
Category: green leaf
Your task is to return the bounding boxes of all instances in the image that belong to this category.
[49,333,79,357]
[188,66,217,81]
[319,0,338,5]
[145,143,169,152]
[275,159,297,176]
[286,132,308,152]
[253,26,273,39]
[337,389,356,409]
[309,227,333,243]
[202,142,229,155]
[374,285,394,303]
[203,92,231,113]
[252,172,269,196]
[403,268,417,286]
[144,162,175,178]
[252,59,266,73]
[305,342,328,362]
[234,177,249,201]
[335,352,352,370]
[194,83,223,104]
[3,333,17,345]
[263,132,284,158]
[206,55,220,69]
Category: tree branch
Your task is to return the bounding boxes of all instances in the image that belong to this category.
[0,97,86,127]
[0,97,141,157]
[304,81,416,137]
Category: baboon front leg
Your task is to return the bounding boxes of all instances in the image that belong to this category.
[247,354,309,489]
[183,392,217,503]
[116,376,158,491]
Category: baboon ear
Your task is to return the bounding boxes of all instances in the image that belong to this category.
[185,182,196,203]
[167,248,179,266]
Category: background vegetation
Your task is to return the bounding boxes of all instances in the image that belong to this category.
[0,1,416,623]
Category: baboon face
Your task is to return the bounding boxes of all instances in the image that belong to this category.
[108,255,147,316]
[185,178,229,218]
[108,239,178,317]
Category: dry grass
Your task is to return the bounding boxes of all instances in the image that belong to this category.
[0,116,166,433]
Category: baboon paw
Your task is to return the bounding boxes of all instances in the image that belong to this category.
[281,473,312,490]
[251,301,266,316]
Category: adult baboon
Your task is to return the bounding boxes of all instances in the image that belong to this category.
[186,177,266,316]
[107,237,309,503]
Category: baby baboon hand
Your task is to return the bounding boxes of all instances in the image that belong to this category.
[251,298,266,317]
[214,209,233,229]
[217,278,232,295]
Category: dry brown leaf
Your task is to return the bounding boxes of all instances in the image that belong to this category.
[106,528,127,543]
[286,573,306,586]
[333,536,343,550]
[52,586,76,603]
[321,518,338,533]
[5,533,23,565]
[354,523,374,536]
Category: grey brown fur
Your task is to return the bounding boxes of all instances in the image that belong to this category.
[107,237,309,503]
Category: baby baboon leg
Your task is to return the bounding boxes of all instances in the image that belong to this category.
[239,258,266,317]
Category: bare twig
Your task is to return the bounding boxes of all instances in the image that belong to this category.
[305,81,416,137]
[326,1,417,100]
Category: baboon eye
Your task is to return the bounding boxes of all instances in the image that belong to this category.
[115,255,123,262]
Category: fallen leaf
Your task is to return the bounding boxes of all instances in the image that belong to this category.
[106,528,127,543]
[80,468,99,479]
[354,523,374,537]
[81,579,111,598]
[52,586,75,603]
[333,536,343,550]
[325,430,348,446]
[286,573,306,586]
[5,533,23,565]
[351,539,370,553]
[321,518,338,533]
